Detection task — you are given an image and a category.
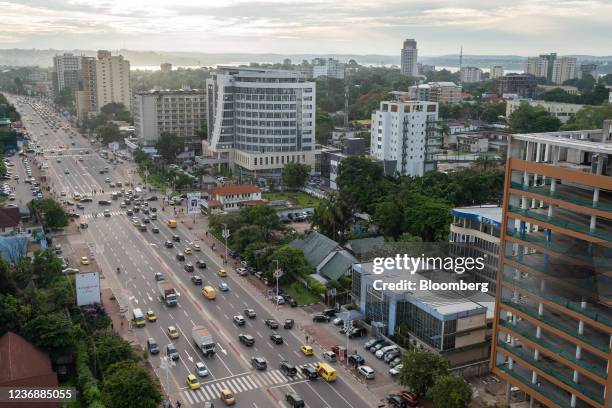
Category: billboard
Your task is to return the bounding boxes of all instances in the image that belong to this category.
[187,192,201,215]
[76,272,101,306]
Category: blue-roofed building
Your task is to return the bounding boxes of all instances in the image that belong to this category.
[449,205,502,293]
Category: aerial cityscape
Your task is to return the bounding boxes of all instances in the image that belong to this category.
[0,1,610,408]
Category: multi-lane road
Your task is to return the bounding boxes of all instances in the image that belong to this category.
[8,95,375,408]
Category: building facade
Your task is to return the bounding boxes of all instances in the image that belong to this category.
[204,184,263,212]
[311,58,345,79]
[94,50,132,112]
[160,63,172,73]
[205,66,318,182]
[408,82,463,104]
[497,74,538,99]
[491,122,612,408]
[552,56,577,85]
[400,39,418,77]
[579,63,598,79]
[525,57,549,80]
[52,53,81,95]
[460,66,484,83]
[491,66,505,80]
[506,99,584,124]
[370,94,440,177]
[133,88,206,151]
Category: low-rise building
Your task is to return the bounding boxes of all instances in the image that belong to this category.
[408,82,463,104]
[506,99,584,124]
[456,134,489,153]
[290,231,357,281]
[0,207,22,235]
[204,184,263,212]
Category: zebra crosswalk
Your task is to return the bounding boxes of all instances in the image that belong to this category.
[80,210,124,219]
[181,366,311,405]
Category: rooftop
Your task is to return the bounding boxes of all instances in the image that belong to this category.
[512,129,612,154]
[0,332,58,387]
[451,205,502,228]
[209,184,261,196]
[0,207,21,228]
[290,231,339,269]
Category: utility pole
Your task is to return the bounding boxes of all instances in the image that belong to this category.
[222,224,230,265]
[272,260,283,307]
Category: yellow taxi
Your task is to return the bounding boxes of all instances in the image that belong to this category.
[300,345,314,356]
[186,374,201,390]
[192,243,201,251]
[167,326,179,339]
[220,388,235,405]
[80,256,90,265]
[217,268,227,277]
[184,248,193,255]
[146,310,157,322]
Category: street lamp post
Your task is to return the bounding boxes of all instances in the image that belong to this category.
[272,260,283,307]
[221,224,230,265]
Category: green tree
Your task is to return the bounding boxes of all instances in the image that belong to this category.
[267,245,311,281]
[155,132,184,163]
[95,124,122,144]
[372,200,404,239]
[428,375,473,408]
[12,257,33,290]
[94,333,135,371]
[282,162,310,190]
[508,102,562,133]
[312,192,351,242]
[336,156,392,213]
[132,148,149,165]
[28,199,68,230]
[239,205,281,240]
[315,107,335,144]
[100,103,131,122]
[232,225,264,254]
[102,361,161,408]
[561,103,612,131]
[23,313,77,358]
[398,349,449,395]
[0,293,22,335]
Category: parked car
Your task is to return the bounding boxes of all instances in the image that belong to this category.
[312,314,330,323]
[358,365,375,379]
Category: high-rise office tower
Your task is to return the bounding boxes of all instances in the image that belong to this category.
[52,53,82,95]
[401,39,418,77]
[205,66,318,182]
[491,121,612,408]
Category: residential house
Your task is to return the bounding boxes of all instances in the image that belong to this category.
[204,184,263,212]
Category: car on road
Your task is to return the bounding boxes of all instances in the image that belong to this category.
[358,365,375,379]
[300,345,314,356]
[176,253,185,261]
[64,169,69,174]
[186,374,201,390]
[323,308,338,317]
[218,281,229,292]
[167,326,179,339]
[146,310,157,322]
[146,338,159,355]
[184,263,194,273]
[233,315,246,326]
[238,334,255,346]
[220,388,235,405]
[333,317,344,326]
[280,361,297,377]
[322,351,337,363]
[164,241,173,248]
[80,256,89,265]
[195,362,209,377]
[196,260,206,269]
[301,364,319,379]
[312,314,330,323]
[191,275,202,285]
[244,308,256,318]
[270,333,283,344]
[284,319,294,329]
[384,350,401,363]
[376,345,398,359]
[184,247,192,255]
[152,227,160,233]
[217,268,227,277]
[251,356,267,370]
[166,343,179,361]
[155,272,164,281]
[285,392,305,408]
[98,200,111,205]
[265,319,279,329]
[172,234,180,242]
[104,209,111,217]
[192,243,201,251]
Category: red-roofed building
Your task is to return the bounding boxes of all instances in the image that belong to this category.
[204,184,264,212]
[0,207,21,235]
[0,332,59,408]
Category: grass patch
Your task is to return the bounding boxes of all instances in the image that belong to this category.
[264,191,320,208]
[283,281,321,305]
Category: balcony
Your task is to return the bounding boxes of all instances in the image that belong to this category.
[510,182,612,213]
[498,319,607,379]
[496,364,572,408]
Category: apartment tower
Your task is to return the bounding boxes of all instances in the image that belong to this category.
[401,39,418,77]
[491,122,612,408]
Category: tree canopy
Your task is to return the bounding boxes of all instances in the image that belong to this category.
[96,124,122,144]
[102,361,161,408]
[155,132,184,163]
[428,375,473,408]
[508,102,562,133]
[23,312,77,359]
[282,162,310,190]
[561,103,612,131]
[398,349,449,395]
[28,198,68,229]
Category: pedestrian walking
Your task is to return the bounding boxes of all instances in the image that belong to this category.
[176,401,181,408]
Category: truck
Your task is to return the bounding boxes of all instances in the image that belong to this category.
[157,281,178,307]
[191,325,216,357]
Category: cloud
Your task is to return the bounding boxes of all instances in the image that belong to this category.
[0,0,610,55]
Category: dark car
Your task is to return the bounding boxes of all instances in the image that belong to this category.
[301,365,319,380]
[176,253,185,261]
[348,354,365,366]
[172,234,180,242]
[184,263,194,272]
[323,308,338,317]
[239,334,255,346]
[251,356,267,370]
[270,333,283,344]
[147,338,160,355]
[98,200,111,206]
[155,272,164,281]
[147,195,158,201]
[284,296,298,307]
[152,227,160,233]
[191,275,202,285]
[283,319,294,329]
[265,319,279,329]
[196,260,207,269]
[349,327,368,339]
[364,338,384,350]
[312,314,330,323]
[285,392,305,408]
[387,394,407,408]
[164,240,174,248]
[126,210,133,216]
[280,361,297,377]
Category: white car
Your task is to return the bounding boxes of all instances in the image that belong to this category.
[273,295,285,305]
[195,362,209,377]
[389,364,403,376]
[358,365,375,379]
[376,345,397,359]
[232,315,246,326]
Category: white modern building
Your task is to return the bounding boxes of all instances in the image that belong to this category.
[408,82,463,104]
[370,93,440,177]
[460,66,483,83]
[490,66,504,79]
[205,66,319,182]
[52,53,81,95]
[506,99,584,124]
[551,56,577,85]
[400,39,418,77]
[311,58,345,79]
[133,87,207,149]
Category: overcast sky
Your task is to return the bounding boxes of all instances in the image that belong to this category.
[1,0,611,56]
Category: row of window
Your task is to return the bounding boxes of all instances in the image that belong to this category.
[236,111,297,119]
[235,94,297,102]
[235,120,297,127]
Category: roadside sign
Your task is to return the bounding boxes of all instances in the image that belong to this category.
[273,269,283,279]
[187,192,201,214]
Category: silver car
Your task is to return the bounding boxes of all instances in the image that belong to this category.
[195,362,209,377]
